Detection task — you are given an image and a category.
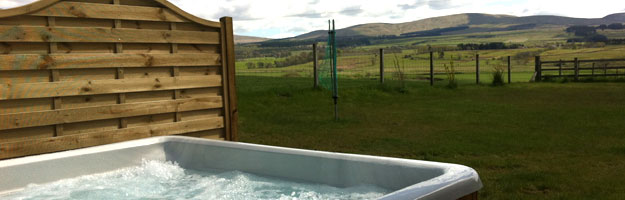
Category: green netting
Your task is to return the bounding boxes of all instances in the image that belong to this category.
[319,20,339,120]
[319,21,337,94]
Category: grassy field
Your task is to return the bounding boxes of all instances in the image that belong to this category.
[236,45,625,81]
[237,76,625,199]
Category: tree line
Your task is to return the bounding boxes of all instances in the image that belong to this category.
[456,42,524,50]
[565,23,624,43]
[246,51,320,69]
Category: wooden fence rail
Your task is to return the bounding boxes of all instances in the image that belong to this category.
[535,57,625,81]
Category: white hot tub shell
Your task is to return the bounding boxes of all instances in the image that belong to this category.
[0,136,482,199]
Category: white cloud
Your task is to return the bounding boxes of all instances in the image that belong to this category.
[0,0,36,9]
[2,0,625,38]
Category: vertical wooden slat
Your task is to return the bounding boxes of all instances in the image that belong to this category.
[170,22,182,122]
[113,0,127,129]
[220,17,237,141]
[48,16,63,137]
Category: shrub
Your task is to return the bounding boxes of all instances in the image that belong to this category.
[392,54,406,89]
[444,59,457,89]
[492,65,505,86]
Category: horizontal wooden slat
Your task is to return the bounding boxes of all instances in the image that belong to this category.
[0,117,224,159]
[0,126,54,143]
[31,2,188,23]
[182,128,224,140]
[0,26,219,44]
[0,53,221,71]
[0,0,220,27]
[543,74,624,78]
[541,60,576,64]
[0,75,222,100]
[542,66,625,71]
[579,59,625,63]
[542,59,625,64]
[0,16,47,26]
[0,96,222,130]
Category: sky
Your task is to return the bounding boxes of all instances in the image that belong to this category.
[1,0,625,39]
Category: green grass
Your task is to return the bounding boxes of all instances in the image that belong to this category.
[237,76,625,199]
[236,46,625,80]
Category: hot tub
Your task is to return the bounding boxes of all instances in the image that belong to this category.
[0,136,481,199]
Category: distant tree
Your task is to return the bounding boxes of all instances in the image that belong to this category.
[456,42,521,50]
[257,62,265,68]
[587,34,609,43]
[566,25,596,36]
[246,62,256,69]
[598,24,608,31]
[607,23,624,30]
[438,51,445,59]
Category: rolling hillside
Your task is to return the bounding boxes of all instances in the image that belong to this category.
[287,13,625,41]
[234,35,271,44]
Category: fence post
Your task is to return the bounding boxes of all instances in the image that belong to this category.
[380,48,384,84]
[476,54,480,84]
[574,57,579,81]
[535,56,542,82]
[430,51,434,86]
[558,59,562,78]
[313,43,318,88]
[592,63,595,76]
[507,56,511,84]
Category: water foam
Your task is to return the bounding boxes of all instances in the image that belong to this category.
[3,160,388,200]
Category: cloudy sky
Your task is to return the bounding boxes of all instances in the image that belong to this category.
[2,0,625,38]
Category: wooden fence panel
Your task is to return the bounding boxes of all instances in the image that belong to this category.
[0,0,237,160]
[537,57,625,81]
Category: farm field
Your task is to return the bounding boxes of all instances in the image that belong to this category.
[237,76,625,199]
[236,44,625,83]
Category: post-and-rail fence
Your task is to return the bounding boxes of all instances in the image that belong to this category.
[535,57,625,81]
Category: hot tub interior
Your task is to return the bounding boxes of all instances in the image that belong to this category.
[0,137,481,200]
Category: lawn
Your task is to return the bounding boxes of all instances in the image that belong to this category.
[236,76,625,199]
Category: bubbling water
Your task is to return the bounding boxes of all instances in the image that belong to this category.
[3,160,389,200]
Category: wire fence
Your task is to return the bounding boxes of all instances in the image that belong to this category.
[235,45,624,89]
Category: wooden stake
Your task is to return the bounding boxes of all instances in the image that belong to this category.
[476,54,480,84]
[380,48,384,84]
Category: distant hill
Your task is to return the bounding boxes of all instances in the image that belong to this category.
[284,13,625,41]
[234,35,270,44]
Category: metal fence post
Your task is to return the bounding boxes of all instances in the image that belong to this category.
[430,51,434,86]
[476,54,480,84]
[380,48,384,84]
[313,43,318,88]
